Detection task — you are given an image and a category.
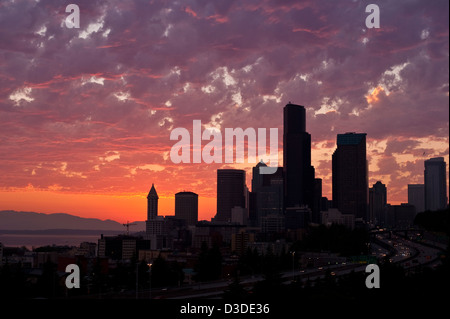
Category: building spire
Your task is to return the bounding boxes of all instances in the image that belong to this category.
[148,183,158,199]
[147,183,159,220]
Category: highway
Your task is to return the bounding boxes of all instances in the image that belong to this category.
[375,231,444,271]
[157,230,445,299]
[88,230,445,299]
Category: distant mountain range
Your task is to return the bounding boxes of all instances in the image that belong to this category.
[0,210,145,232]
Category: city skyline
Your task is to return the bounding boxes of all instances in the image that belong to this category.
[0,0,449,223]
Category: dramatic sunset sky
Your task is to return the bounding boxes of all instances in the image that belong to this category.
[0,0,448,223]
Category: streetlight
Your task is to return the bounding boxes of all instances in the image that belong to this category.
[148,263,152,299]
[290,251,295,282]
[136,262,139,299]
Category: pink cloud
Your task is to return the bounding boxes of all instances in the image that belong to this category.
[0,0,448,217]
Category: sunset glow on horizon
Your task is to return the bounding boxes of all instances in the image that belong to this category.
[1,0,448,223]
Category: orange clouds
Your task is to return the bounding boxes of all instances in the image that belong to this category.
[0,0,448,224]
[366,86,387,104]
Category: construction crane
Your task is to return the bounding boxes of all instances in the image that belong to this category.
[123,221,137,235]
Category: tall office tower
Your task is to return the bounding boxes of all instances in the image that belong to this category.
[248,192,257,225]
[216,169,246,222]
[146,184,170,249]
[251,161,284,227]
[332,133,368,220]
[369,181,387,226]
[252,161,266,193]
[283,103,315,209]
[313,178,323,223]
[147,183,158,220]
[175,191,199,226]
[251,162,265,224]
[424,157,447,211]
[408,184,425,214]
[146,183,166,243]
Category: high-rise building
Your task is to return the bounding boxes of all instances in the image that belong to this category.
[98,234,150,260]
[251,161,284,227]
[231,207,247,225]
[146,183,163,235]
[231,232,255,256]
[424,157,447,211]
[386,204,416,229]
[147,183,158,220]
[313,178,323,223]
[283,103,315,210]
[408,184,425,214]
[175,191,198,226]
[332,133,368,221]
[216,169,246,222]
[321,208,355,230]
[261,214,285,233]
[369,181,387,226]
[145,184,169,249]
[285,206,311,230]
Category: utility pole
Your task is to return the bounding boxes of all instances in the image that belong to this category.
[291,251,296,282]
[136,262,139,299]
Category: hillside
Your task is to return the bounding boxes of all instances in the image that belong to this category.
[0,210,145,232]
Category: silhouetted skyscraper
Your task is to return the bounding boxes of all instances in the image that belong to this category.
[175,191,198,226]
[251,161,283,227]
[283,103,315,210]
[408,184,425,214]
[147,183,158,220]
[252,161,266,192]
[424,157,447,211]
[146,184,166,246]
[216,169,246,222]
[369,181,387,225]
[332,133,368,221]
[313,178,322,223]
